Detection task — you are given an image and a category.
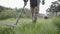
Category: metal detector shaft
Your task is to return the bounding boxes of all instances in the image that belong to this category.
[15,2,27,25]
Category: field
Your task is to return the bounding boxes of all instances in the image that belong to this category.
[0,4,60,34]
[0,17,60,34]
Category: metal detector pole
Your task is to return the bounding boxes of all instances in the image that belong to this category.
[15,2,27,25]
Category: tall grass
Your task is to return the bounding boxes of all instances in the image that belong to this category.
[0,26,15,34]
[0,18,58,34]
[52,16,60,34]
[52,16,60,28]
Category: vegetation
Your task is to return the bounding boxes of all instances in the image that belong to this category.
[52,16,60,34]
[0,6,31,20]
[0,18,59,34]
[0,26,15,34]
[0,1,60,34]
[46,0,60,16]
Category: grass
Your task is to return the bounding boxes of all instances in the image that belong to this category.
[52,16,60,34]
[0,18,59,34]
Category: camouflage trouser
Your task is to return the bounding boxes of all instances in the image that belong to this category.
[30,5,39,22]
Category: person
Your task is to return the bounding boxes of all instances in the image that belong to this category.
[23,0,45,23]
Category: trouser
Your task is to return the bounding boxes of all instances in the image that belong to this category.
[30,5,39,22]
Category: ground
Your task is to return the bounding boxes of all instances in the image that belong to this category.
[0,18,59,34]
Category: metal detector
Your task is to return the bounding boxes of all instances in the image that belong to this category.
[4,2,27,27]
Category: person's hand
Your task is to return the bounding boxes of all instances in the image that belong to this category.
[23,0,28,2]
[42,0,45,5]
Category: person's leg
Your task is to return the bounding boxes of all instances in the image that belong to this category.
[30,6,39,23]
[30,0,40,23]
[30,7,38,23]
[33,5,39,23]
[31,7,34,22]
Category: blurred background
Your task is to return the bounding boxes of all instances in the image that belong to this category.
[0,0,60,34]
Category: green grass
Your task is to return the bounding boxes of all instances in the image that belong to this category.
[0,18,59,34]
[52,16,60,34]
